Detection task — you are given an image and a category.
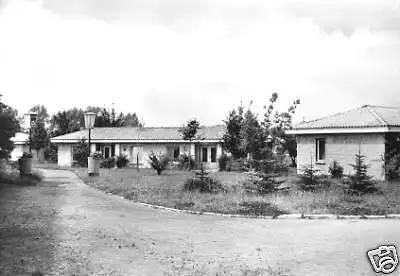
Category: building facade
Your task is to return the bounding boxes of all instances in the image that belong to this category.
[51,125,225,170]
[287,105,400,180]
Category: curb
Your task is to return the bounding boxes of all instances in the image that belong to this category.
[107,193,400,220]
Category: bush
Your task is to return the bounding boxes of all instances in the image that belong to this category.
[0,162,43,186]
[183,167,226,193]
[343,151,378,194]
[250,158,289,175]
[177,153,195,170]
[297,165,330,191]
[242,171,285,194]
[116,155,129,168]
[329,160,344,178]
[149,152,170,175]
[72,139,89,167]
[385,154,400,180]
[44,143,58,163]
[100,157,115,168]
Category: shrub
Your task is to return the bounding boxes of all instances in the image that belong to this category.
[44,143,58,163]
[183,167,226,193]
[72,138,89,167]
[242,171,284,194]
[116,155,129,168]
[177,153,195,170]
[149,152,170,175]
[0,167,42,186]
[100,157,115,168]
[343,151,378,194]
[297,165,330,191]
[250,158,289,175]
[385,154,400,180]
[329,160,344,178]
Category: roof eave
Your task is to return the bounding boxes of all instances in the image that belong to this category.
[50,138,223,144]
[286,126,400,135]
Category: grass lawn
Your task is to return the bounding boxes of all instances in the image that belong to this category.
[71,166,400,216]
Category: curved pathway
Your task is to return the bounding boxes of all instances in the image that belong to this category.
[1,169,399,275]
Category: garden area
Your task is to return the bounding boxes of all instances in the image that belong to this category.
[71,155,400,217]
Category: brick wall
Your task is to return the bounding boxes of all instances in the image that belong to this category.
[297,133,385,180]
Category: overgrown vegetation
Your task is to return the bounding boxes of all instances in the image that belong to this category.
[297,158,330,191]
[242,171,285,194]
[0,94,19,159]
[0,160,42,186]
[116,155,129,168]
[149,152,170,175]
[342,150,378,194]
[72,138,89,167]
[328,160,344,178]
[183,167,226,193]
[178,153,196,170]
[100,157,116,168]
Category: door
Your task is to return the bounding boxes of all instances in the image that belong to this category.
[131,146,143,166]
[104,146,111,159]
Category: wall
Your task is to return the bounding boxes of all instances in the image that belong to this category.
[10,145,29,161]
[297,133,385,180]
[57,144,73,167]
[119,142,223,169]
[119,143,168,168]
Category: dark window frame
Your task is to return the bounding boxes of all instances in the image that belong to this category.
[202,147,208,162]
[315,138,326,162]
[211,147,217,163]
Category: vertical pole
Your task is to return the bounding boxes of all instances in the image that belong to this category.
[29,128,32,153]
[88,128,91,155]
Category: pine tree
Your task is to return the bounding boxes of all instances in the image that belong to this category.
[348,148,377,193]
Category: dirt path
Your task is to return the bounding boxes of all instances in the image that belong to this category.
[1,169,399,275]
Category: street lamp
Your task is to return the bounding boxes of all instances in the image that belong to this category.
[24,112,38,153]
[84,112,96,155]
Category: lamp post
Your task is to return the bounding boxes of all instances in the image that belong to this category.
[84,112,96,155]
[24,112,38,153]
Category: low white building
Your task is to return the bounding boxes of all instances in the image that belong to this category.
[287,105,400,180]
[10,132,29,161]
[50,125,226,169]
[10,132,45,162]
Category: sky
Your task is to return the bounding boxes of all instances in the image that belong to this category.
[0,0,400,127]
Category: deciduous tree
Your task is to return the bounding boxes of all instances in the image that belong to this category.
[0,95,19,159]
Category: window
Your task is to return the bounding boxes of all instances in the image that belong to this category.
[211,147,217,163]
[173,146,180,161]
[316,138,326,162]
[95,144,101,152]
[202,147,208,162]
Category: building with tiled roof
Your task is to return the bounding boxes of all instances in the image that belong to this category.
[50,125,226,169]
[286,105,400,180]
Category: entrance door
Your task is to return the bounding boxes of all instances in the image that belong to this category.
[131,146,143,167]
[104,146,111,159]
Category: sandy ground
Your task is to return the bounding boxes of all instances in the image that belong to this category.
[1,169,399,276]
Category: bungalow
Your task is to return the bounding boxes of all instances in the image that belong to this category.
[286,105,400,180]
[10,132,45,162]
[50,125,226,170]
[10,132,29,161]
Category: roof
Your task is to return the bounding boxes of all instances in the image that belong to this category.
[287,105,400,135]
[51,125,226,143]
[11,132,29,144]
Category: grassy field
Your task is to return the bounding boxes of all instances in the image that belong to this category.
[70,166,400,216]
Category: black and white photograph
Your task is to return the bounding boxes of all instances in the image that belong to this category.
[1,0,400,275]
